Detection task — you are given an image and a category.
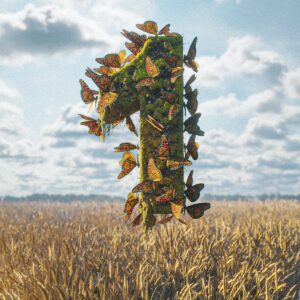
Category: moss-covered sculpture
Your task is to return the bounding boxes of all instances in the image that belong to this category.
[79,21,210,232]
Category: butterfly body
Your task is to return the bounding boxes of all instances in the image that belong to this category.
[79,114,102,137]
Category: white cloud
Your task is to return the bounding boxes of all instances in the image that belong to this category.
[280,68,300,99]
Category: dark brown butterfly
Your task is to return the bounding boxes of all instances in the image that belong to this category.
[185,134,199,160]
[184,74,197,94]
[185,89,198,115]
[185,183,204,202]
[125,42,141,55]
[95,53,121,68]
[118,152,137,179]
[79,114,102,137]
[85,68,112,92]
[186,170,194,188]
[184,113,204,136]
[79,79,98,105]
[132,180,154,194]
[145,115,164,133]
[136,78,155,90]
[126,115,138,136]
[184,37,199,72]
[161,52,180,68]
[124,193,138,221]
[114,142,139,152]
[132,213,142,226]
[136,20,158,35]
[186,203,210,219]
[121,29,147,47]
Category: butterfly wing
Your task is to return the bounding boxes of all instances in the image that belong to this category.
[145,115,164,132]
[97,92,118,113]
[132,180,153,194]
[85,68,112,92]
[132,213,142,226]
[125,115,138,137]
[156,215,173,225]
[114,142,138,152]
[148,157,162,182]
[186,203,210,219]
[158,24,170,35]
[146,56,160,78]
[124,193,138,221]
[136,78,155,90]
[161,52,180,68]
[79,79,97,105]
[187,37,197,60]
[171,198,183,219]
[186,170,193,188]
[125,42,141,55]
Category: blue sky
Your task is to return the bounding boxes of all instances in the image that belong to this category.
[0,0,299,196]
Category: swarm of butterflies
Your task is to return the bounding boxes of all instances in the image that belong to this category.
[79,20,210,229]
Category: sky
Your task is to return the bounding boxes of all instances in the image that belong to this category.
[0,0,299,197]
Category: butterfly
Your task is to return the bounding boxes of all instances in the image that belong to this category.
[161,91,179,105]
[148,157,162,182]
[145,115,164,133]
[93,66,116,76]
[186,203,210,219]
[121,29,147,47]
[146,56,160,78]
[184,37,199,72]
[136,78,155,90]
[170,67,184,83]
[156,215,173,225]
[95,53,122,68]
[132,213,142,226]
[185,134,199,160]
[125,115,138,136]
[184,74,197,94]
[125,42,141,56]
[79,79,98,105]
[136,20,158,35]
[186,170,194,188]
[161,52,180,68]
[125,54,136,63]
[168,104,181,121]
[97,92,118,113]
[132,180,154,194]
[118,151,137,179]
[164,32,180,37]
[79,114,102,137]
[185,89,198,116]
[114,142,139,152]
[155,134,171,158]
[166,157,192,170]
[158,24,170,35]
[124,192,138,221]
[155,187,176,203]
[171,198,183,219]
[85,68,112,92]
[185,183,204,202]
[184,113,204,136]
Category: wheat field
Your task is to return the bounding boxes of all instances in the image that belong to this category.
[0,200,299,300]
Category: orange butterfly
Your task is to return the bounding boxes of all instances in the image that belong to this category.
[125,42,141,55]
[114,142,139,152]
[156,215,173,225]
[126,115,138,136]
[95,53,122,68]
[79,114,102,137]
[145,115,164,133]
[156,134,171,158]
[132,180,154,194]
[146,56,160,78]
[79,79,98,105]
[121,29,147,47]
[124,193,138,221]
[158,24,170,35]
[125,54,135,63]
[93,66,116,76]
[171,198,183,219]
[155,187,176,203]
[148,157,162,182]
[171,67,184,83]
[136,20,158,35]
[168,104,181,121]
[85,68,112,92]
[166,157,192,170]
[97,92,118,113]
[186,203,210,219]
[135,78,155,90]
[118,152,137,179]
[132,213,142,226]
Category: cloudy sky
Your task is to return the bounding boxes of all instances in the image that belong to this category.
[0,0,299,197]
